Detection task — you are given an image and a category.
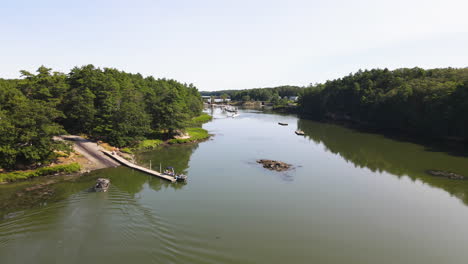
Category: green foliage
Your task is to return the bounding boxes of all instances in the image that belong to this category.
[134,139,164,150]
[168,127,209,144]
[0,163,81,183]
[201,85,303,102]
[0,77,67,169]
[0,65,204,169]
[190,113,213,125]
[298,67,468,141]
[65,66,202,145]
[120,148,134,154]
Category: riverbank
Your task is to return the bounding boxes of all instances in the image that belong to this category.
[299,112,468,145]
[0,113,213,184]
[0,134,123,184]
[122,113,213,153]
[0,163,81,184]
[3,108,468,264]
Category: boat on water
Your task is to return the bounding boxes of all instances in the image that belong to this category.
[163,166,188,182]
[225,105,238,113]
[94,178,110,192]
[278,122,288,126]
[295,130,305,135]
[175,174,188,182]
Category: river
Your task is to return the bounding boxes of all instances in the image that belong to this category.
[1,108,468,264]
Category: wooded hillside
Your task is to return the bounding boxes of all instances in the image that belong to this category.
[0,65,203,169]
[298,67,468,141]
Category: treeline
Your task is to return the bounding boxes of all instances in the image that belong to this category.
[0,65,203,169]
[201,85,303,101]
[298,67,468,141]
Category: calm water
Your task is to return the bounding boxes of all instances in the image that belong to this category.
[1,108,468,264]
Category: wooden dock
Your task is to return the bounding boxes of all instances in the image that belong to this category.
[102,150,176,183]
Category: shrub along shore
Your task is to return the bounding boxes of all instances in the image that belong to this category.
[0,163,81,184]
[120,113,212,153]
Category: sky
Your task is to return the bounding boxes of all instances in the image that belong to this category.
[1,0,467,91]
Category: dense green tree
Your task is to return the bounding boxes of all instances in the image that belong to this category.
[0,81,67,169]
[0,64,204,168]
[201,85,304,101]
[298,67,468,141]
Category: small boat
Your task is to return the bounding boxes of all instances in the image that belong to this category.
[163,166,176,176]
[295,130,305,135]
[175,174,188,182]
[94,178,110,192]
[278,122,288,126]
[164,166,188,182]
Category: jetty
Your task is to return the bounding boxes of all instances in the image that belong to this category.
[102,150,176,183]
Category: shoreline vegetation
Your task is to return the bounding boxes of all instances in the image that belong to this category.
[0,163,81,184]
[0,112,212,183]
[298,67,468,142]
[204,67,468,143]
[121,113,213,153]
[0,65,208,182]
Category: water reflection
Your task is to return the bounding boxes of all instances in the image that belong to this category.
[0,172,100,219]
[297,119,468,205]
[137,143,199,177]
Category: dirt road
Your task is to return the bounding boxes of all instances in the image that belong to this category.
[57,135,120,170]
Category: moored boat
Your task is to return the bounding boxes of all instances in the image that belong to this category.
[295,130,305,135]
[175,174,188,182]
[278,122,288,126]
[164,166,188,182]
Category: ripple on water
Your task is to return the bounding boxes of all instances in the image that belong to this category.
[0,184,229,264]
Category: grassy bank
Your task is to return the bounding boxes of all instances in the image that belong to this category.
[0,163,81,183]
[190,113,212,125]
[168,127,210,144]
[137,139,164,149]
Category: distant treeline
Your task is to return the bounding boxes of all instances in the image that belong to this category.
[298,67,468,141]
[0,65,203,169]
[201,85,303,101]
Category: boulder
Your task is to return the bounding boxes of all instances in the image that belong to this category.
[257,159,291,172]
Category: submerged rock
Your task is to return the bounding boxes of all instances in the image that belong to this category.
[426,170,465,180]
[257,159,291,172]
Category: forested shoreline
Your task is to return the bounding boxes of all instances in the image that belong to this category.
[0,65,203,170]
[201,85,303,101]
[298,67,468,142]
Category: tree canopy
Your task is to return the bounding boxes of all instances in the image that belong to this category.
[0,65,203,169]
[298,67,468,141]
[201,85,303,101]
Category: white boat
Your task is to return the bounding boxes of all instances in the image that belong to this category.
[295,130,305,136]
[225,105,238,112]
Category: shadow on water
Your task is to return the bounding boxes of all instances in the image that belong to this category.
[297,119,468,205]
[0,172,100,219]
[136,143,199,177]
[0,142,198,219]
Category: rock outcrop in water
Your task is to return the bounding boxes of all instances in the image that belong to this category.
[426,170,465,180]
[257,159,291,172]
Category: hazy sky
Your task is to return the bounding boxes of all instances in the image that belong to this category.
[1,0,467,91]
